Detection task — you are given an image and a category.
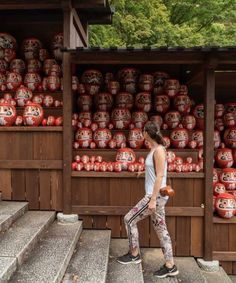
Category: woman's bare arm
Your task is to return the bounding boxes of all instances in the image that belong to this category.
[148,146,166,212]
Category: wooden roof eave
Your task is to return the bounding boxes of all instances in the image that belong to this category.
[64,48,236,65]
[0,0,108,10]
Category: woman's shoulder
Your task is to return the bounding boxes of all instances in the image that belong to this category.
[153,145,166,154]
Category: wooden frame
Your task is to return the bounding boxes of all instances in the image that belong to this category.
[65,47,236,266]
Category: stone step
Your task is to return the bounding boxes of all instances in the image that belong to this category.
[63,229,111,283]
[0,201,28,233]
[141,248,207,283]
[106,239,144,283]
[201,267,233,283]
[230,275,236,283]
[10,220,82,283]
[0,210,55,282]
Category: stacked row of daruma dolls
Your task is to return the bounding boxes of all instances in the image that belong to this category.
[71,68,236,219]
[0,32,74,126]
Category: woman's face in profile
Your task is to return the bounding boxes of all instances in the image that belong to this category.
[143,130,152,143]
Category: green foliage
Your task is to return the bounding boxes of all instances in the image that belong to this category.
[89,0,236,47]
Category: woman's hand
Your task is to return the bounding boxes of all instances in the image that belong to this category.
[136,171,145,178]
[148,198,156,212]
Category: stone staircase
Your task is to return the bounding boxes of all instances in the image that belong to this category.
[0,200,233,283]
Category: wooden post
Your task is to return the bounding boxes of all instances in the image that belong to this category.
[62,0,73,214]
[61,0,88,214]
[203,57,217,260]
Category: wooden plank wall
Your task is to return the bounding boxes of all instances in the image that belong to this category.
[71,176,204,257]
[0,131,63,210]
[213,222,236,274]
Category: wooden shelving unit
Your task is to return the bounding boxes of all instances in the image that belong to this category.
[72,171,204,178]
[0,126,63,132]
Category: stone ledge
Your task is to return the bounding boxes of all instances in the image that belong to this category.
[57,213,79,223]
[197,258,219,272]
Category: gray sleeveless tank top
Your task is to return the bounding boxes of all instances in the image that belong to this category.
[145,146,167,196]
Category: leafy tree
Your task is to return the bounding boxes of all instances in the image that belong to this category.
[89,0,236,47]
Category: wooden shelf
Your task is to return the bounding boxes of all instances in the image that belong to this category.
[72,171,204,178]
[213,216,236,224]
[0,126,63,132]
[0,91,62,95]
[16,107,62,117]
[73,148,199,153]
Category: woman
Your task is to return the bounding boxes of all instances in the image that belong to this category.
[117,121,179,278]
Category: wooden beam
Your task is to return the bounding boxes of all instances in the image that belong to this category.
[62,0,73,214]
[72,206,204,216]
[213,252,236,261]
[73,0,106,9]
[0,0,107,10]
[71,8,88,47]
[70,51,205,65]
[71,171,204,178]
[0,160,62,169]
[203,57,217,261]
[0,0,61,10]
[0,127,62,132]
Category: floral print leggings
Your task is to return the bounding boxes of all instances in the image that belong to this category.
[124,194,174,261]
